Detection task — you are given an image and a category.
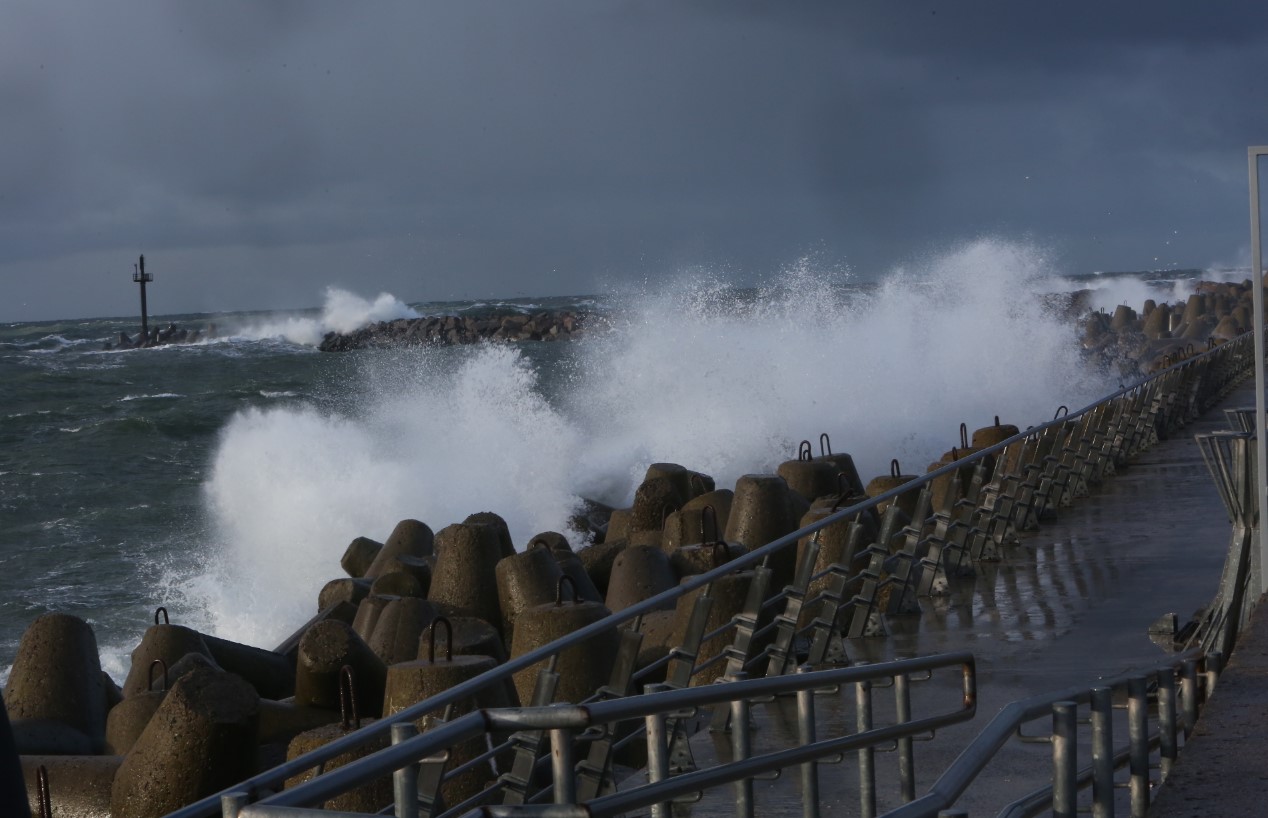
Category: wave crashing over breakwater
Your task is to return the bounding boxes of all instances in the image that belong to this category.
[169,238,1113,649]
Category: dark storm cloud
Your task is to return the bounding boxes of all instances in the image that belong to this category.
[2,1,1267,320]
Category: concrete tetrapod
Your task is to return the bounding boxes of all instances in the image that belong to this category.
[105,660,169,755]
[340,536,383,579]
[865,459,921,528]
[462,512,516,559]
[776,441,842,502]
[605,544,678,613]
[532,533,603,603]
[495,544,565,646]
[285,720,390,812]
[668,558,756,686]
[120,624,217,699]
[385,619,513,808]
[429,522,506,637]
[366,596,440,665]
[509,584,620,706]
[284,664,389,813]
[110,666,259,818]
[795,502,872,631]
[416,615,508,665]
[363,518,434,580]
[662,490,735,552]
[6,613,107,755]
[725,474,809,591]
[294,620,387,718]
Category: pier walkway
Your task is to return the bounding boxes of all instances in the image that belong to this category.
[674,378,1251,817]
[1148,599,1268,817]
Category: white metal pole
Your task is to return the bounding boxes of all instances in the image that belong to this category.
[1249,147,1268,595]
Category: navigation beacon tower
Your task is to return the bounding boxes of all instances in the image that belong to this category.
[133,254,152,339]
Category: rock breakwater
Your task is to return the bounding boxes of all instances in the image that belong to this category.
[318,310,592,351]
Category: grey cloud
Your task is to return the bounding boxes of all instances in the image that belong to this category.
[3,1,1268,321]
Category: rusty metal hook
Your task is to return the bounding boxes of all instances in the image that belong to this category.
[338,665,360,732]
[148,659,168,693]
[819,433,832,457]
[994,415,1001,427]
[798,440,813,461]
[427,616,453,663]
[959,422,969,449]
[711,541,729,568]
[1053,405,1068,420]
[1185,342,1195,355]
[555,575,578,605]
[689,472,708,497]
[528,536,550,551]
[831,472,852,511]
[890,459,901,478]
[700,504,720,545]
[154,606,169,625]
[36,765,51,818]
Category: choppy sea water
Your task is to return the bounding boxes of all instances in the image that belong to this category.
[0,240,1241,681]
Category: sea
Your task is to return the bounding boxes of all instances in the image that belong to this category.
[0,239,1245,683]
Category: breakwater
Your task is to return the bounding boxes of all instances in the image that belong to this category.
[4,285,1254,816]
[1075,279,1255,376]
[313,279,1257,384]
[317,310,592,351]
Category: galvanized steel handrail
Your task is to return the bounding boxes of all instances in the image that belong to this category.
[881,650,1217,818]
[224,653,976,817]
[173,332,1255,818]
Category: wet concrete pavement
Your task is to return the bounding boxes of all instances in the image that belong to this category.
[670,379,1248,818]
[1147,591,1268,818]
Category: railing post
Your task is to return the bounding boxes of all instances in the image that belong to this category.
[857,678,876,818]
[644,683,672,818]
[1128,676,1151,817]
[551,727,577,805]
[1157,670,1179,780]
[1052,701,1078,818]
[392,722,421,818]
[1180,658,1200,737]
[796,666,821,818]
[220,792,248,818]
[732,687,755,818]
[1090,687,1113,818]
[895,672,915,803]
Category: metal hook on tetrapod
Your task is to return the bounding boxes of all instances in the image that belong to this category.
[427,616,453,663]
[338,664,361,732]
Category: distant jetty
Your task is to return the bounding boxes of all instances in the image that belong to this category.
[103,252,212,350]
[318,310,592,351]
[103,322,208,351]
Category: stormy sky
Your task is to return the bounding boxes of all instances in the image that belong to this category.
[2,1,1267,322]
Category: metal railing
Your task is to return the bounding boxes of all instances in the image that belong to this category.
[222,653,977,818]
[888,650,1220,818]
[167,331,1255,818]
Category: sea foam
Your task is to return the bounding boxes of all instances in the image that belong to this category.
[216,287,420,346]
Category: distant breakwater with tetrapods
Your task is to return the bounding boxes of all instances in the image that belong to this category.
[315,278,1259,381]
[1,277,1258,817]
